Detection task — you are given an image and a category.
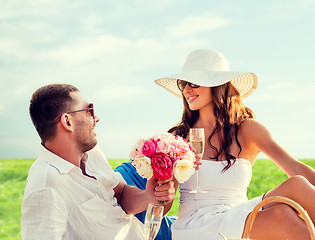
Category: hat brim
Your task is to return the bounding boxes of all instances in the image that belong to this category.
[154,70,258,99]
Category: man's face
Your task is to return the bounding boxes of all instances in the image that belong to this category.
[70,92,99,153]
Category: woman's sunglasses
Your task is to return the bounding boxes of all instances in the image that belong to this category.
[177,80,200,92]
[55,103,95,122]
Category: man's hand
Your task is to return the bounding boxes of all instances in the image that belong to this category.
[145,177,175,205]
[115,177,176,215]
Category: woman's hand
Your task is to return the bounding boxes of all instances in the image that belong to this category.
[194,154,202,170]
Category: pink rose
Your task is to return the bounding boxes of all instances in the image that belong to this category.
[142,138,157,157]
[151,152,173,180]
[169,143,187,161]
[129,139,145,159]
[155,132,175,142]
[156,139,171,154]
[175,136,193,152]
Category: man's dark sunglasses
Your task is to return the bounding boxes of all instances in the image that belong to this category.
[177,80,200,92]
[55,103,95,122]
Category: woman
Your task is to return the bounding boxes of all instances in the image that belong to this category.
[154,49,315,240]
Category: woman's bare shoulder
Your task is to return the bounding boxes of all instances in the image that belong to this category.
[241,118,269,131]
[240,118,274,142]
[238,119,274,162]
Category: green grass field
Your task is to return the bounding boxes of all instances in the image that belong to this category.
[0,158,314,240]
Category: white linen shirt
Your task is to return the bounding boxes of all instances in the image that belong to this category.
[21,145,145,240]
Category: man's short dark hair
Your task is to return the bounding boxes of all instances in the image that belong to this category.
[29,84,79,143]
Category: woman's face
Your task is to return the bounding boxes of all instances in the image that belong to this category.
[183,84,213,111]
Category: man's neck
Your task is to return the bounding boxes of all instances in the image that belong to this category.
[44,141,83,167]
[80,158,96,180]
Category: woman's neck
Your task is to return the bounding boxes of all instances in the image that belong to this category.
[195,105,216,128]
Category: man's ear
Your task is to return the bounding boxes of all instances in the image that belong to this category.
[60,114,74,132]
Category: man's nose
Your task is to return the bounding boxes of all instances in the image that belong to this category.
[94,116,100,123]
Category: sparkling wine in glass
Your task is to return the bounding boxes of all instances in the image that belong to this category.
[189,128,207,193]
[144,203,164,240]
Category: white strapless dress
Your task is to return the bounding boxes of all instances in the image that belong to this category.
[172,159,263,240]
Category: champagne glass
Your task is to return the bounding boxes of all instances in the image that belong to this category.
[189,128,207,193]
[144,203,164,240]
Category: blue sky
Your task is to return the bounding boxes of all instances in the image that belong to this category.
[0,0,314,159]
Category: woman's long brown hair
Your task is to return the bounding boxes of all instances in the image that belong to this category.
[168,82,255,171]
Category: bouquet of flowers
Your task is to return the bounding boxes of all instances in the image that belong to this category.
[129,132,196,184]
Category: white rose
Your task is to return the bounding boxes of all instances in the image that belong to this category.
[132,155,153,179]
[178,150,195,161]
[173,159,195,183]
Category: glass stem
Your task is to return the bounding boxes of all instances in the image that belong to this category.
[196,169,200,189]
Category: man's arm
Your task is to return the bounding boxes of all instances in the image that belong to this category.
[21,188,67,239]
[114,178,175,215]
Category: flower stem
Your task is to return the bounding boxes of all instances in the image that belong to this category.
[158,200,168,206]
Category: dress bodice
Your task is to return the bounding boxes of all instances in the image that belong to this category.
[172,158,263,240]
[178,159,252,216]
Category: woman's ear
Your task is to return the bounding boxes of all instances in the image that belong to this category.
[60,114,74,132]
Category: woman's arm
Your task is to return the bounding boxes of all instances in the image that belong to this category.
[245,119,315,185]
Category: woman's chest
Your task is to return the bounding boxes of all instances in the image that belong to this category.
[201,131,258,163]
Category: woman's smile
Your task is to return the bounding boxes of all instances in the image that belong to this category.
[186,94,198,103]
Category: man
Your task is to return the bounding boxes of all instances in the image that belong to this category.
[21,84,175,239]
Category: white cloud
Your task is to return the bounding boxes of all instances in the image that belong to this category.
[82,14,104,34]
[166,13,231,39]
[42,35,132,64]
[0,0,71,19]
[0,38,28,62]
[251,82,315,103]
[93,85,151,104]
[1,0,314,159]
[268,82,295,91]
[0,103,5,115]
[97,121,174,158]
[298,0,314,8]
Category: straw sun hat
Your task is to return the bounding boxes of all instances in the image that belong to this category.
[154,49,258,99]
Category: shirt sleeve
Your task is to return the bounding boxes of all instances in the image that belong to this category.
[21,188,68,240]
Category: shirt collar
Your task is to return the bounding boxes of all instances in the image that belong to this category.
[38,144,77,174]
